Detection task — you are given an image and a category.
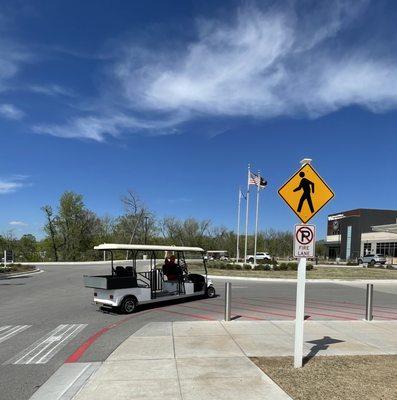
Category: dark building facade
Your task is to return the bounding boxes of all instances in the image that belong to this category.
[325,209,397,260]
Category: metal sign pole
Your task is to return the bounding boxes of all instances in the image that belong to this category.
[294,256,307,368]
[236,188,242,262]
[244,164,251,264]
[4,250,7,269]
[253,171,261,266]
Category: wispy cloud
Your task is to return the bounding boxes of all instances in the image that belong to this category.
[0,176,29,194]
[28,84,75,97]
[0,103,24,120]
[0,39,31,92]
[9,220,27,226]
[32,1,397,140]
[33,113,182,141]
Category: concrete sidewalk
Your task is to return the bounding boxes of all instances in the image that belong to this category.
[68,320,396,400]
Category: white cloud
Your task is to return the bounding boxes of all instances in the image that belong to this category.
[9,220,27,226]
[28,84,75,97]
[33,113,183,141]
[34,1,397,141]
[0,103,24,120]
[0,39,30,92]
[0,176,28,194]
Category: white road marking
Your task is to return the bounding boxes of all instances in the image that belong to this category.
[5,324,87,365]
[0,325,31,343]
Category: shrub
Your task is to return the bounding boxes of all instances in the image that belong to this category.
[206,260,228,269]
[254,264,271,271]
[225,263,239,270]
[286,262,298,270]
[273,263,288,271]
[243,264,252,270]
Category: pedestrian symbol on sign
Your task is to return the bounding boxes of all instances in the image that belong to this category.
[278,163,334,224]
[293,172,315,213]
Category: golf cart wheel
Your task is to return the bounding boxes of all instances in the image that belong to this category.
[370,259,376,266]
[120,296,137,314]
[206,286,216,298]
[358,259,363,265]
[248,257,254,263]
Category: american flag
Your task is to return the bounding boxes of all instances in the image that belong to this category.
[249,172,267,188]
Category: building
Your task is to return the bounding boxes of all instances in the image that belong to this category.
[325,209,397,263]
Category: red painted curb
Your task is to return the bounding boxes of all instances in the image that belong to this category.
[65,310,152,363]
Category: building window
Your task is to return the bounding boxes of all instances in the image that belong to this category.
[363,243,371,255]
[376,242,397,257]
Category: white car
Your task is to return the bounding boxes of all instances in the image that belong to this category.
[358,254,386,266]
[247,252,271,263]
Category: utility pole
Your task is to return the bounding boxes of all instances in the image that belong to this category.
[144,215,149,245]
[244,164,251,264]
[236,188,242,262]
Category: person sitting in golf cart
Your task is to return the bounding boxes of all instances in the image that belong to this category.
[163,254,180,280]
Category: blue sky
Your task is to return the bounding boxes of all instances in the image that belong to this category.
[1,0,397,239]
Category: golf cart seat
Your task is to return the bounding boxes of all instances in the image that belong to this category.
[187,273,205,292]
[115,266,127,276]
[125,266,136,277]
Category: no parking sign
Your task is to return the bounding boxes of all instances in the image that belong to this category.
[294,224,315,258]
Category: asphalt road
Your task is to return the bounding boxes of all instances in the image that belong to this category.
[0,264,396,400]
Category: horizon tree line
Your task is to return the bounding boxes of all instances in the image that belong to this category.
[0,190,326,262]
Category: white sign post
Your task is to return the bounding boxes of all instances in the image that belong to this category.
[3,250,7,269]
[293,224,315,368]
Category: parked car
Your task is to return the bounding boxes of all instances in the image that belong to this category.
[247,252,271,263]
[358,254,386,266]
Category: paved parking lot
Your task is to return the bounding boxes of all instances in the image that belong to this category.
[0,264,396,399]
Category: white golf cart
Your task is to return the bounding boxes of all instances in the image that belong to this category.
[83,243,216,314]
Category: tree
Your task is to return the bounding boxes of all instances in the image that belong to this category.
[114,190,156,257]
[17,234,38,262]
[55,192,100,261]
[159,217,211,247]
[42,205,59,261]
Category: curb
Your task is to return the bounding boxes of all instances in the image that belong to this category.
[0,267,43,280]
[29,362,101,400]
[207,274,397,284]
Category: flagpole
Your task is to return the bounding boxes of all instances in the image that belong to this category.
[236,188,242,262]
[244,164,250,264]
[253,171,261,266]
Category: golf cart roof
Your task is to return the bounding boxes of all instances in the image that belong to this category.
[94,243,205,252]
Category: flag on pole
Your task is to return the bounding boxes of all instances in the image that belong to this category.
[249,172,267,188]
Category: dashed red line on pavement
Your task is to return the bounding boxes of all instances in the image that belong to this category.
[234,298,356,320]
[261,295,397,313]
[238,296,397,319]
[237,297,366,318]
[174,302,265,320]
[199,299,294,319]
[158,308,215,320]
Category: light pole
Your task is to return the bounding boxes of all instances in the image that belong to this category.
[144,216,149,245]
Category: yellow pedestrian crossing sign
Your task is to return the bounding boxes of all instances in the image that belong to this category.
[278,163,334,224]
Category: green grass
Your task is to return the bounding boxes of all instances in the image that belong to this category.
[189,266,397,279]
